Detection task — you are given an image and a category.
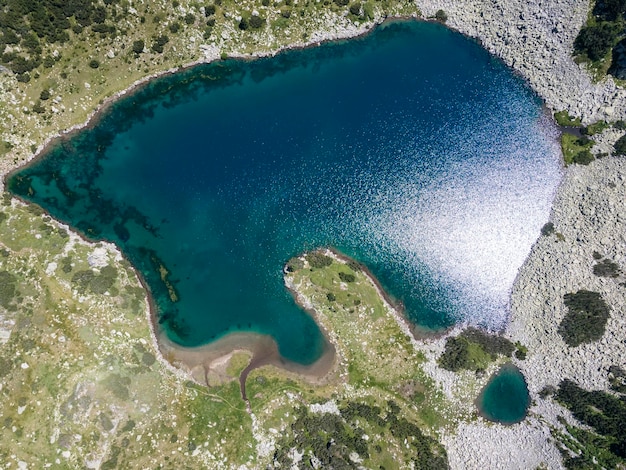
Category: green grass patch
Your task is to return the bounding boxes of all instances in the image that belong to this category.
[561,133,594,165]
[584,120,610,135]
[554,110,582,127]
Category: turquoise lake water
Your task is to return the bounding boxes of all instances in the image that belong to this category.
[478,363,530,424]
[8,21,562,364]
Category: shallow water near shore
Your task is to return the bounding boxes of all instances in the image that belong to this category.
[478,363,530,424]
[8,20,561,364]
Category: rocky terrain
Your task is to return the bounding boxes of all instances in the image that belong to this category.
[418,0,626,123]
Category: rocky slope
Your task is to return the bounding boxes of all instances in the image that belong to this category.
[418,0,626,123]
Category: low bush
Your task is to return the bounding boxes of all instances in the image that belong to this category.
[249,15,265,29]
[574,22,621,61]
[438,328,515,372]
[338,271,355,283]
[541,222,555,236]
[593,258,621,277]
[306,252,332,269]
[554,110,582,127]
[609,365,626,393]
[614,133,626,155]
[572,150,594,165]
[0,271,17,309]
[132,40,145,54]
[435,9,448,22]
[558,290,610,347]
[285,257,304,272]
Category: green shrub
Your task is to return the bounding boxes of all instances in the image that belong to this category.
[572,149,594,165]
[205,4,216,15]
[609,365,626,393]
[558,290,610,347]
[32,101,45,114]
[538,385,556,399]
[184,13,195,24]
[514,342,527,360]
[132,39,145,54]
[541,222,555,236]
[561,133,594,164]
[554,110,582,127]
[593,258,621,277]
[555,377,626,466]
[306,252,332,269]
[40,89,51,101]
[435,9,448,22]
[349,3,361,15]
[169,22,181,33]
[89,59,100,69]
[151,35,169,53]
[574,22,621,61]
[338,271,355,283]
[249,15,265,29]
[614,134,626,155]
[583,120,609,135]
[334,0,349,5]
[439,328,515,372]
[593,0,626,21]
[238,18,249,30]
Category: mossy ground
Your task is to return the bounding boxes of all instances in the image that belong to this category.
[560,133,594,165]
[0,199,255,468]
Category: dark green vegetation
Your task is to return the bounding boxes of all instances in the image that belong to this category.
[0,270,18,310]
[0,0,116,81]
[558,290,610,347]
[554,377,626,468]
[271,401,448,469]
[573,0,626,76]
[554,110,583,127]
[614,132,626,155]
[438,328,518,372]
[609,365,626,393]
[593,257,621,277]
[306,252,333,269]
[71,265,119,295]
[541,222,555,236]
[434,9,448,23]
[560,134,594,166]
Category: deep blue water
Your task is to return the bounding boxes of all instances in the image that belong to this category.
[7,21,561,364]
[478,363,530,424]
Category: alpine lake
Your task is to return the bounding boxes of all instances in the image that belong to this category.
[8,21,559,425]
